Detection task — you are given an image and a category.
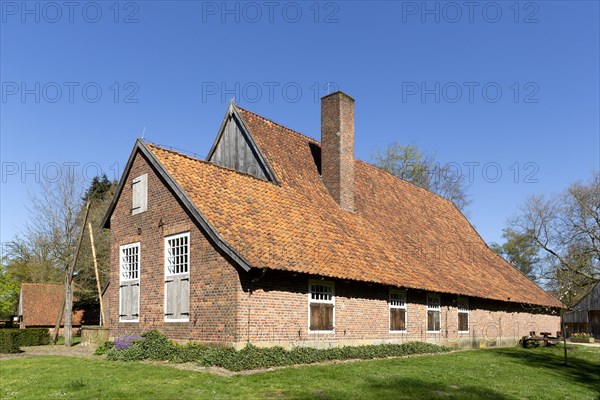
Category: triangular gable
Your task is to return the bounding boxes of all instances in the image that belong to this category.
[206,103,278,183]
[100,139,253,272]
[570,281,600,311]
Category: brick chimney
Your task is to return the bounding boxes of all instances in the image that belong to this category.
[321,91,355,212]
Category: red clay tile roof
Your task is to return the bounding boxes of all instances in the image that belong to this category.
[145,106,561,308]
[19,284,84,327]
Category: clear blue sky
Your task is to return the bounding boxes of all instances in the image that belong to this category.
[1,1,599,249]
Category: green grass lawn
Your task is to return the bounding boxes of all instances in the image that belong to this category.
[54,336,81,346]
[1,345,598,400]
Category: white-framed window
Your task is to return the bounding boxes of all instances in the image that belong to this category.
[389,289,407,332]
[427,294,441,332]
[119,242,140,322]
[457,297,469,332]
[132,174,148,215]
[308,281,334,332]
[164,232,190,322]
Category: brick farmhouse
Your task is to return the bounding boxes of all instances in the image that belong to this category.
[102,91,561,349]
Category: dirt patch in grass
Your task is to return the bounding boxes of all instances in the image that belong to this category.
[0,344,98,360]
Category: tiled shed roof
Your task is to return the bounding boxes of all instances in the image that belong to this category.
[142,105,561,308]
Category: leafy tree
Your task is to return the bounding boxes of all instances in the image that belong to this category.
[82,174,113,202]
[4,173,117,341]
[500,172,599,306]
[490,228,540,281]
[74,175,116,308]
[4,237,62,284]
[0,263,19,319]
[372,143,471,211]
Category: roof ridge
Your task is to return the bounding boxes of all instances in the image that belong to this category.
[235,105,320,145]
[146,142,275,184]
[235,106,459,208]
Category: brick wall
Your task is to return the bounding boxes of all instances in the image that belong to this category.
[107,150,241,342]
[236,269,560,349]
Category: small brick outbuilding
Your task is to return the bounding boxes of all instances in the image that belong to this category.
[17,283,85,333]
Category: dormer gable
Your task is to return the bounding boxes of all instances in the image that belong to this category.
[206,103,277,183]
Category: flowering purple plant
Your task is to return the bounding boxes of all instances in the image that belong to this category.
[114,334,143,350]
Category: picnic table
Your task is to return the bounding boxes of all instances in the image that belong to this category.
[520,331,562,347]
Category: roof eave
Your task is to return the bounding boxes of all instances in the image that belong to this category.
[101,139,254,273]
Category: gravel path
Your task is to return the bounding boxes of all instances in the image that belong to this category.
[0,344,98,360]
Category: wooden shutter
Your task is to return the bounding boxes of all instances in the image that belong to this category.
[165,278,176,319]
[120,282,130,320]
[132,174,148,215]
[179,274,190,319]
[120,281,139,320]
[322,304,334,330]
[310,303,334,331]
[310,303,321,330]
[130,281,139,319]
[165,275,189,320]
[458,313,469,331]
[390,308,406,331]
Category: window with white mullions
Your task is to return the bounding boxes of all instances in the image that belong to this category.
[427,294,441,332]
[457,297,469,332]
[121,245,139,280]
[164,232,190,322]
[309,281,334,332]
[119,242,140,322]
[389,289,407,332]
[166,234,189,275]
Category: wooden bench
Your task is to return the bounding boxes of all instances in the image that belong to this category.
[521,331,562,347]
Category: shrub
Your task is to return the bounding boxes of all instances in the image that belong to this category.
[522,338,540,348]
[0,331,20,354]
[106,330,177,361]
[101,330,451,371]
[0,328,50,353]
[194,341,451,371]
[114,335,143,350]
[94,341,114,355]
[571,332,591,338]
[13,328,51,346]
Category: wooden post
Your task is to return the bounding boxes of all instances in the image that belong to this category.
[51,296,65,344]
[88,222,105,326]
[560,308,568,365]
[62,201,91,347]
